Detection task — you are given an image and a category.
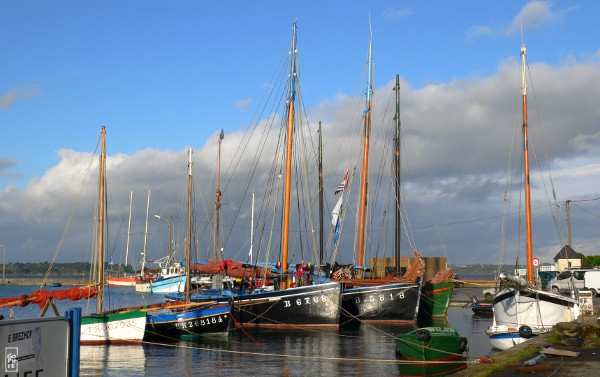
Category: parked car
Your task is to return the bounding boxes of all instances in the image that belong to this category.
[548,269,587,293]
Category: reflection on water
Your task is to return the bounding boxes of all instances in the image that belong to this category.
[1,286,496,376]
[77,309,493,376]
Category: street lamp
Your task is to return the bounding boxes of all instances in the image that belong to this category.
[154,214,173,264]
[1,243,5,284]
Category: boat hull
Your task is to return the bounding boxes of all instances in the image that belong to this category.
[145,304,232,341]
[418,281,453,319]
[146,275,187,294]
[341,282,421,325]
[106,276,137,287]
[471,303,493,317]
[229,282,342,327]
[396,327,468,361]
[486,286,579,350]
[81,308,146,345]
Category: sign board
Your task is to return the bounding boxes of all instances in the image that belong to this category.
[1,317,69,376]
[532,257,540,268]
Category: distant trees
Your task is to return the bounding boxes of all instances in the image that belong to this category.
[585,255,600,267]
[4,262,93,276]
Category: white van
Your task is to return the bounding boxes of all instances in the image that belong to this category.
[583,270,600,297]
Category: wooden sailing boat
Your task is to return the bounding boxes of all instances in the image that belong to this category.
[177,21,342,328]
[486,41,580,350]
[144,149,232,341]
[80,126,147,345]
[335,31,423,326]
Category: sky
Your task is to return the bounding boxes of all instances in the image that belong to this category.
[1,1,600,269]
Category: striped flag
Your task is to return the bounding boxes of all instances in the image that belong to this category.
[334,167,349,195]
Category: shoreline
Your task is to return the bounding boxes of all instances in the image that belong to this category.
[0,277,89,286]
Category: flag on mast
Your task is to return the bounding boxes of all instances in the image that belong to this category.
[334,167,349,194]
[331,167,349,245]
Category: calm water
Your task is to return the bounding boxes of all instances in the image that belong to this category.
[0,285,495,376]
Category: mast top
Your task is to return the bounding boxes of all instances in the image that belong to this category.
[188,148,193,177]
[521,43,527,96]
[288,21,298,104]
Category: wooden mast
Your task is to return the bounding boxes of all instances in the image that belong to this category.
[281,21,298,290]
[521,43,534,283]
[357,32,373,270]
[186,148,193,303]
[318,121,324,264]
[97,126,106,313]
[393,75,401,275]
[215,130,223,259]
[125,190,133,271]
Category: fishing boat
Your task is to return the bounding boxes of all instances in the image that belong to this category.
[144,149,232,341]
[486,42,580,350]
[332,31,422,325]
[396,327,468,376]
[222,21,341,327]
[170,21,342,328]
[80,126,147,345]
[418,268,454,321]
[469,296,493,317]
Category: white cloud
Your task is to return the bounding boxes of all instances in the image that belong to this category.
[2,58,600,265]
[506,1,567,35]
[467,25,493,39]
[381,7,413,20]
[235,98,252,113]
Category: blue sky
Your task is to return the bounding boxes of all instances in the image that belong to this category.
[2,1,600,267]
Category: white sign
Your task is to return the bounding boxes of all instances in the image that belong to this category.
[1,317,69,376]
[532,257,540,268]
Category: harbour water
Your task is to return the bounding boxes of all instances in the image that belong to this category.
[1,285,495,376]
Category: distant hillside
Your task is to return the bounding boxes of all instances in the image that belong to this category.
[449,264,527,276]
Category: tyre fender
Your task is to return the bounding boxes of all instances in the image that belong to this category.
[519,325,533,339]
[415,329,431,342]
[459,337,469,353]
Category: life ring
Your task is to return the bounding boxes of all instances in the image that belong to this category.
[459,337,469,353]
[518,325,533,339]
[415,329,431,342]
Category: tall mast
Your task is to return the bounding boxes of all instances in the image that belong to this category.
[394,74,401,274]
[318,121,324,264]
[357,32,374,270]
[97,126,106,313]
[521,43,534,283]
[215,130,224,259]
[168,214,172,264]
[125,190,133,270]
[250,193,254,264]
[186,148,193,303]
[281,20,298,290]
[141,189,150,278]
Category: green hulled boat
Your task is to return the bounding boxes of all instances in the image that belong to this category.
[396,327,468,362]
[418,269,454,320]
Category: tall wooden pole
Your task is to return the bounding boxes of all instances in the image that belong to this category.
[357,34,373,270]
[318,121,324,264]
[566,200,572,247]
[97,126,106,313]
[2,243,6,284]
[281,21,297,290]
[394,75,402,275]
[186,149,193,303]
[215,130,223,259]
[521,44,534,283]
